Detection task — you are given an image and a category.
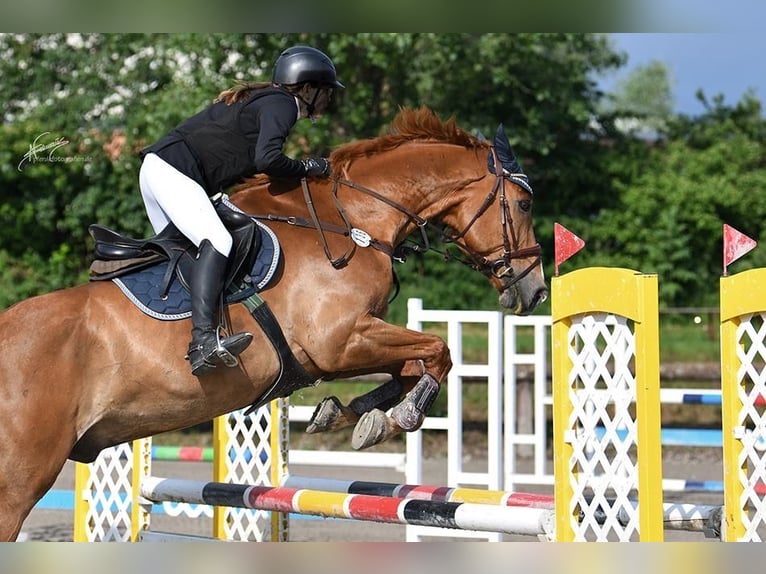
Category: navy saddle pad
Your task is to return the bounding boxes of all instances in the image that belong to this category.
[113,219,280,321]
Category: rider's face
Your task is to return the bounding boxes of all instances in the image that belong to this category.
[310,87,333,117]
[298,84,333,118]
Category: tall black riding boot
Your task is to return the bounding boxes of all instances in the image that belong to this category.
[186,239,253,376]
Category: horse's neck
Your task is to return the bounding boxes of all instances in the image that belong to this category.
[232,147,481,246]
[232,174,420,246]
[342,146,480,238]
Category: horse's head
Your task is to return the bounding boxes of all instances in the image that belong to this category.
[237,107,548,316]
[442,123,548,315]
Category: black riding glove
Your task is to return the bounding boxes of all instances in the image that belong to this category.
[301,157,331,178]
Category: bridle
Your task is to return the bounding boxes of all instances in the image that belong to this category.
[291,145,541,289]
[443,146,542,286]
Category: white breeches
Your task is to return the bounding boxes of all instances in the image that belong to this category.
[139,153,233,256]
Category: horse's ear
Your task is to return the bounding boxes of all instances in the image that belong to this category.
[488,124,534,193]
[475,130,487,142]
[494,124,524,174]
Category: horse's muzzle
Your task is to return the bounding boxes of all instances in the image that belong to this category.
[499,280,548,315]
[498,284,523,314]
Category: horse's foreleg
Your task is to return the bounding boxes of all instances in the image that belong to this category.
[306,377,404,434]
[0,509,24,542]
[0,456,67,541]
[315,317,452,450]
[390,373,440,430]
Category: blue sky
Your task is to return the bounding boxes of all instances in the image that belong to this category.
[602,33,766,116]
[638,0,765,32]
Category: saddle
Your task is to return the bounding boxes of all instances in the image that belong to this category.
[89,198,261,298]
[88,196,318,411]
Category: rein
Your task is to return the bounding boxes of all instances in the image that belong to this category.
[248,147,541,287]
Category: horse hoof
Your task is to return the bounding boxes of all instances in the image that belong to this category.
[351,409,390,450]
[306,396,343,434]
[391,401,424,431]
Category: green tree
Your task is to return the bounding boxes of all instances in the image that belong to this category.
[579,94,766,307]
[600,60,674,134]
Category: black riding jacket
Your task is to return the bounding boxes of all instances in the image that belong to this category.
[141,86,306,194]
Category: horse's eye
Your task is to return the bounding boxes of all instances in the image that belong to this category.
[518,199,531,213]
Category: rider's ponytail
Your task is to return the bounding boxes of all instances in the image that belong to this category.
[215,81,272,105]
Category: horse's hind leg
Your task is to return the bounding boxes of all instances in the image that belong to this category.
[306,377,404,434]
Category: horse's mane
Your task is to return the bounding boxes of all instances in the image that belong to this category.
[330,106,486,171]
[237,107,485,190]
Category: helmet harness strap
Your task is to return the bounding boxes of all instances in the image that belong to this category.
[297,86,322,120]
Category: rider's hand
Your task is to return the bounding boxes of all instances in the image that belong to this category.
[301,157,331,178]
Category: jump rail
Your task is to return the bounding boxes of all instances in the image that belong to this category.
[140,476,556,539]
[138,475,721,539]
[282,475,721,535]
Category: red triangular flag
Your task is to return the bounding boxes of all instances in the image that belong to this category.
[723,224,757,275]
[554,223,585,275]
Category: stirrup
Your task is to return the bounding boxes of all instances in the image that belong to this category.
[213,327,253,367]
[186,328,253,376]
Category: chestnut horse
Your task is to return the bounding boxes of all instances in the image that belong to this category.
[0,107,546,540]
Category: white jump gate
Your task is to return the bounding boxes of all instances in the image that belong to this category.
[404,297,551,540]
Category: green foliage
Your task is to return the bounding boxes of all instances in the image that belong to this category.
[579,94,766,306]
[1,33,765,318]
[600,60,674,134]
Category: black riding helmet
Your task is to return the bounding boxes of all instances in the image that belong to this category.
[273,45,345,89]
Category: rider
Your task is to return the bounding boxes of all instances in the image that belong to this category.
[138,45,344,377]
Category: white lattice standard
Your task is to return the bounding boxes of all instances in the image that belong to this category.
[214,405,283,541]
[564,313,640,541]
[733,314,766,540]
[74,402,281,541]
[75,442,134,541]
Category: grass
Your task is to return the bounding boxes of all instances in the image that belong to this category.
[415,316,722,364]
[659,313,721,362]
